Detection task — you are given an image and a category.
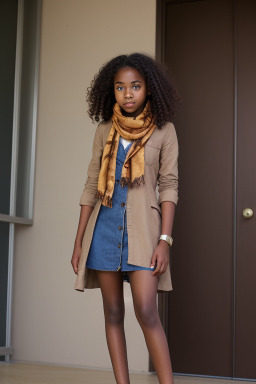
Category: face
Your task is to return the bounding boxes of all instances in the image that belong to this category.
[114,67,149,117]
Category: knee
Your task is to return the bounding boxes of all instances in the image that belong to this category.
[104,303,125,326]
[135,304,159,328]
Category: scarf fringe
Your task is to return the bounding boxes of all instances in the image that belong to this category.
[96,190,113,208]
[120,174,145,188]
[95,190,104,200]
[96,175,145,207]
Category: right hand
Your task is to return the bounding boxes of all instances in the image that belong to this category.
[71,244,82,274]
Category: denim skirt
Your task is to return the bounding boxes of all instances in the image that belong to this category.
[86,140,155,282]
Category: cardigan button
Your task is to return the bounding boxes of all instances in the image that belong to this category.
[118,226,123,230]
[121,202,125,207]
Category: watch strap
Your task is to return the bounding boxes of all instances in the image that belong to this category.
[159,234,173,246]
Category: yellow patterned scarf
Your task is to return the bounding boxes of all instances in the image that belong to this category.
[96,101,156,207]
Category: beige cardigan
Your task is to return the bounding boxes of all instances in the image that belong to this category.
[74,120,179,292]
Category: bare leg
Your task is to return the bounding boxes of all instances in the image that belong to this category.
[129,271,174,384]
[96,270,130,384]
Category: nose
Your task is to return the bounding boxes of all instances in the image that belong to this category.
[124,88,133,99]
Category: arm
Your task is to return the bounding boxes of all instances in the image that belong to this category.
[151,123,179,276]
[151,201,175,276]
[79,123,103,207]
[71,205,93,274]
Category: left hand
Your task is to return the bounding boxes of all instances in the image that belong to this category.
[150,240,170,276]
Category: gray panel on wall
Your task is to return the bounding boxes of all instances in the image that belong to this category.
[16,0,39,218]
[0,0,18,215]
[0,222,10,356]
[0,0,41,360]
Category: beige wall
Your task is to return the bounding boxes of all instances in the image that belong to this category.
[12,0,156,372]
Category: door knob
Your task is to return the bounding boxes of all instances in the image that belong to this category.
[242,208,253,219]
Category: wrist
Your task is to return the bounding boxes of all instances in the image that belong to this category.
[159,234,173,247]
[158,239,170,248]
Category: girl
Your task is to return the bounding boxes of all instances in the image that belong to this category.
[71,53,179,384]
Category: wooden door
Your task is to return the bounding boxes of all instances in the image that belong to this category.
[157,0,256,379]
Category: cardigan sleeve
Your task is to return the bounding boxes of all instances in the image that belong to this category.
[79,123,103,207]
[157,122,179,206]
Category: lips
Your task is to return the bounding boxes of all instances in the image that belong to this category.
[124,102,135,108]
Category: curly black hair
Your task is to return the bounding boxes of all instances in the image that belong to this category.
[86,53,181,129]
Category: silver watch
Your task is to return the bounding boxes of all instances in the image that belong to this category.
[159,234,173,246]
